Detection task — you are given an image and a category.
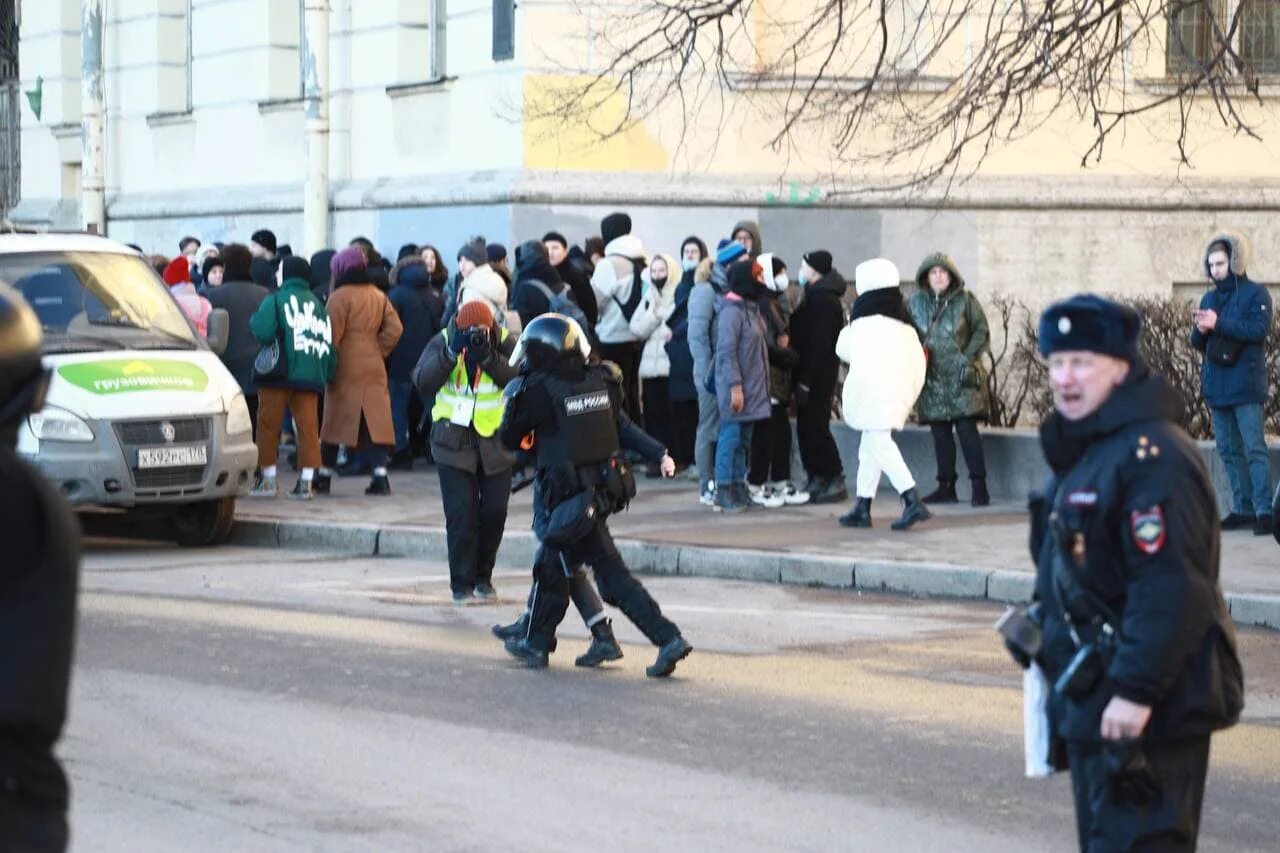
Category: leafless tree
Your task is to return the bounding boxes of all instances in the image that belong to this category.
[533,1,1274,192]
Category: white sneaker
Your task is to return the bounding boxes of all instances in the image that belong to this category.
[699,481,717,507]
[775,481,810,506]
[749,484,785,509]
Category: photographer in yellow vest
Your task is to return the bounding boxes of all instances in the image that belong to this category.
[413,299,520,603]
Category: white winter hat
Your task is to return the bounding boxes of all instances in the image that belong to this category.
[854,258,900,294]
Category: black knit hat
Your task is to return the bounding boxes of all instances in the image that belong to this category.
[250,229,278,254]
[600,212,632,246]
[281,255,312,284]
[803,250,832,276]
[1038,295,1141,362]
[543,231,569,249]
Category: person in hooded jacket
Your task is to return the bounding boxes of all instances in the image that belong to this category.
[590,212,648,422]
[198,254,224,295]
[450,236,509,331]
[512,239,570,328]
[0,284,79,853]
[634,253,680,473]
[248,256,337,499]
[317,247,404,496]
[713,259,772,513]
[731,220,764,259]
[543,231,599,327]
[908,253,992,507]
[1191,232,1274,537]
[747,254,807,507]
[308,249,336,303]
[1014,295,1243,853]
[206,243,270,432]
[836,259,930,531]
[386,258,445,470]
[161,256,213,337]
[789,250,849,505]
[664,237,708,472]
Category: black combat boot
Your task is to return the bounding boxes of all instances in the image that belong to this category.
[922,478,958,504]
[646,634,692,678]
[504,637,549,669]
[491,612,529,641]
[312,472,332,495]
[970,477,990,507]
[838,497,873,528]
[365,474,391,496]
[575,619,624,667]
[891,488,932,531]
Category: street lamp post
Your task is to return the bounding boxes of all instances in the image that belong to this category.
[302,0,330,254]
[80,0,105,235]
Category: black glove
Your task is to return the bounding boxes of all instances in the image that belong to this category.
[447,325,467,357]
[468,332,492,365]
[794,383,811,408]
[1103,739,1162,806]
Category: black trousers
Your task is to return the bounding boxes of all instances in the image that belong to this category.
[748,403,793,486]
[929,417,987,481]
[0,795,67,853]
[520,546,607,635]
[437,461,513,595]
[1067,737,1210,853]
[597,341,643,423]
[642,377,674,453]
[670,399,698,467]
[527,520,679,653]
[321,414,389,469]
[797,388,842,480]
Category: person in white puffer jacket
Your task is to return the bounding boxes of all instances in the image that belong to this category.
[634,253,680,474]
[835,257,931,532]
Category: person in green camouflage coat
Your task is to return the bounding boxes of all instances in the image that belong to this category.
[907,253,991,506]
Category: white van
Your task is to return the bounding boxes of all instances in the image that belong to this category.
[3,233,257,546]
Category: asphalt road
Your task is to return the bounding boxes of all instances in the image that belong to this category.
[67,541,1280,851]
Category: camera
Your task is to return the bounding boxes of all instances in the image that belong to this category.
[464,326,490,349]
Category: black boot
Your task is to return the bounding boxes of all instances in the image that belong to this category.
[922,479,958,504]
[970,477,990,507]
[387,448,415,471]
[365,474,391,495]
[646,634,692,678]
[491,612,529,641]
[312,472,332,495]
[503,637,549,669]
[891,488,932,531]
[838,497,873,528]
[575,619,624,667]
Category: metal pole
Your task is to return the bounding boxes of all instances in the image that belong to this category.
[80,0,105,234]
[302,0,330,254]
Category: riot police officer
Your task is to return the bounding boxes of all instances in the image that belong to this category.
[0,283,80,851]
[1012,295,1242,852]
[498,314,691,676]
[492,321,675,667]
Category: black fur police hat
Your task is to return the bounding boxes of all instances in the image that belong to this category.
[1038,294,1141,362]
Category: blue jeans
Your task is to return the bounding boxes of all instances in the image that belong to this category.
[389,380,415,453]
[715,420,754,487]
[1211,404,1273,517]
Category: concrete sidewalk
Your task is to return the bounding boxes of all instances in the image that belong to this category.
[230,466,1280,630]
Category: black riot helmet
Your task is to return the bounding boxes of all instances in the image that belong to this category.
[0,282,50,448]
[509,313,584,372]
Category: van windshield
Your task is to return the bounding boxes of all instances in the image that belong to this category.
[0,251,201,353]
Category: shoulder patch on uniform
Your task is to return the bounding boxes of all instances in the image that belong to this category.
[1130,506,1166,555]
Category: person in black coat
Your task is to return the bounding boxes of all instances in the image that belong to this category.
[664,236,708,470]
[1016,295,1243,852]
[0,284,79,852]
[206,243,270,430]
[512,239,568,327]
[544,232,599,327]
[387,258,444,468]
[788,250,849,504]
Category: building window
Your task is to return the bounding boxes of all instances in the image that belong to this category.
[1168,0,1280,76]
[493,0,514,62]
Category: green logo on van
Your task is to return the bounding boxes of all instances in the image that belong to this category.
[57,359,210,395]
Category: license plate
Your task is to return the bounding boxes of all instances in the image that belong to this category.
[137,445,208,469]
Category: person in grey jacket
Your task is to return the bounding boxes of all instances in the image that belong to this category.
[713,259,771,513]
[205,243,269,433]
[689,239,748,504]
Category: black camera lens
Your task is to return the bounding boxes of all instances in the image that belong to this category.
[466,327,488,348]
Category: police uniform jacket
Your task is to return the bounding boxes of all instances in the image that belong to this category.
[1030,366,1243,745]
[0,446,79,808]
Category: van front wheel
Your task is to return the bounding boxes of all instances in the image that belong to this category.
[170,498,236,547]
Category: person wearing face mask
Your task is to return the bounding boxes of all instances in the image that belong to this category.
[788,250,849,505]
[908,252,992,507]
[711,259,772,512]
[747,255,807,507]
[664,236,709,474]
[634,253,681,475]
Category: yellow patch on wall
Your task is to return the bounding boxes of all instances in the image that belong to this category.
[523,74,669,172]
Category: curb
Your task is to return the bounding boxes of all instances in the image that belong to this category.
[229,518,1280,632]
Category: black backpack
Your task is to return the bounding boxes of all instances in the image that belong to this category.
[612,259,645,322]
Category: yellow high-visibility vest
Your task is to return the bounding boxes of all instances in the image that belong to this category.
[431,327,509,437]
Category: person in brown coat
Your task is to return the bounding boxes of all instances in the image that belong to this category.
[317,246,404,496]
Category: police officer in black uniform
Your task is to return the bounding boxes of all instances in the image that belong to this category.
[498,314,692,676]
[492,325,676,668]
[0,283,81,851]
[1011,295,1243,852]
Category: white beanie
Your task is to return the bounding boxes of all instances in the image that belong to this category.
[854,258,900,294]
